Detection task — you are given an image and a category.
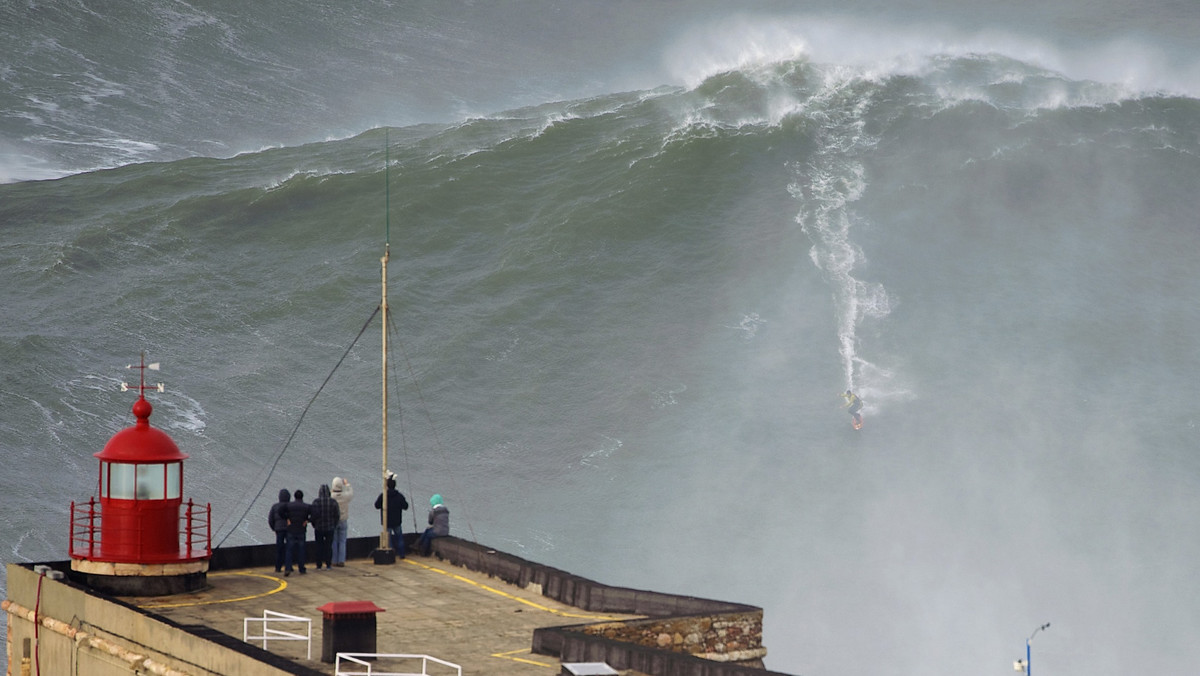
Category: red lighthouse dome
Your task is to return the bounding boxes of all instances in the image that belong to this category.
[70,358,211,595]
[96,396,188,464]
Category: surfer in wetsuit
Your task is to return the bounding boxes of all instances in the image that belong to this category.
[842,390,863,426]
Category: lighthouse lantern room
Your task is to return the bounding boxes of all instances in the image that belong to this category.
[70,356,211,595]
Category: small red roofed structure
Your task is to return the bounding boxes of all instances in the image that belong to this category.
[69,356,211,595]
[317,601,386,662]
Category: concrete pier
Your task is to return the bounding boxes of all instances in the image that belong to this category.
[5,536,790,676]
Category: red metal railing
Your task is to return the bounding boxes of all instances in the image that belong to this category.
[70,497,212,563]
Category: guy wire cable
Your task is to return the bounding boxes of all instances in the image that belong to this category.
[213,305,380,548]
[387,310,477,544]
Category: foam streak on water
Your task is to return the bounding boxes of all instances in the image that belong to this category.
[788,68,894,400]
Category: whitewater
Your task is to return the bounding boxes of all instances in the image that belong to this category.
[3,3,1200,674]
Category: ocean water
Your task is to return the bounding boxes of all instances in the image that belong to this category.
[3,2,1200,674]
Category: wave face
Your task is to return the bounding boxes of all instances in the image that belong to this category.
[3,4,1200,675]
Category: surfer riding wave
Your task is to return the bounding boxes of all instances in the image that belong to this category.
[842,390,863,428]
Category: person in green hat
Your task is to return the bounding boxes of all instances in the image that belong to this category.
[418,493,450,556]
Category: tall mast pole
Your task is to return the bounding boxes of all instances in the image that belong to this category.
[380,243,390,554]
[379,130,393,557]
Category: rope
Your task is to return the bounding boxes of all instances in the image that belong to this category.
[212,306,380,548]
[388,342,418,532]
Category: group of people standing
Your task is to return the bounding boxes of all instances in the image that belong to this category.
[269,472,449,575]
[268,477,354,575]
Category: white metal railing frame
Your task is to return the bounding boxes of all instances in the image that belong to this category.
[335,652,462,676]
[243,609,312,660]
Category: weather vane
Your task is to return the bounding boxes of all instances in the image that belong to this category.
[120,352,165,396]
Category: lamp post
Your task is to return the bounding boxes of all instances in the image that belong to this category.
[1014,623,1050,675]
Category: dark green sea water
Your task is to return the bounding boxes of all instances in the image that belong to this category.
[3,3,1200,674]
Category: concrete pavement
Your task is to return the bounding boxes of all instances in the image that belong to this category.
[125,554,641,675]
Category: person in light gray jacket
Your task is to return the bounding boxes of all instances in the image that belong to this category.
[330,476,353,567]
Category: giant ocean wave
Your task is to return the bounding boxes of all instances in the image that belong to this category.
[3,6,1200,674]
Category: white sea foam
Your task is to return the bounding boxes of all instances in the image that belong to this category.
[579,435,622,468]
[160,391,208,435]
[650,384,686,409]
[664,14,1200,99]
[29,134,161,164]
[0,152,68,184]
[725,312,767,340]
[155,2,221,38]
[784,66,899,397]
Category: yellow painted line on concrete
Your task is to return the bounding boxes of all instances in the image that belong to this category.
[492,648,557,668]
[401,558,624,621]
[136,572,287,609]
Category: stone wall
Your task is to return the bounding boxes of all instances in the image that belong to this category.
[581,614,766,663]
[429,537,792,676]
[4,562,325,676]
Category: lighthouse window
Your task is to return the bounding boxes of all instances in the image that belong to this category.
[108,464,136,500]
[166,462,181,499]
[137,464,166,500]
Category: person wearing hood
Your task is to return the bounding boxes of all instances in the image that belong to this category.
[330,476,353,567]
[267,488,291,573]
[309,484,340,570]
[418,493,449,557]
[284,489,310,576]
[374,472,408,557]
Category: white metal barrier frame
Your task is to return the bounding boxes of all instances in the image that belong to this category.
[243,609,312,660]
[335,652,462,676]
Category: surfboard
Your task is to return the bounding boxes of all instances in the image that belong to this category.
[852,417,863,430]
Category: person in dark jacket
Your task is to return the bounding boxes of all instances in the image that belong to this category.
[309,484,340,570]
[284,489,311,576]
[418,493,450,556]
[373,473,408,557]
[267,488,291,573]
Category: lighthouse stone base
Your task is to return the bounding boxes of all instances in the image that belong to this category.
[71,559,209,596]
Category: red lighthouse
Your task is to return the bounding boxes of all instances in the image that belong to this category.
[70,357,211,595]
